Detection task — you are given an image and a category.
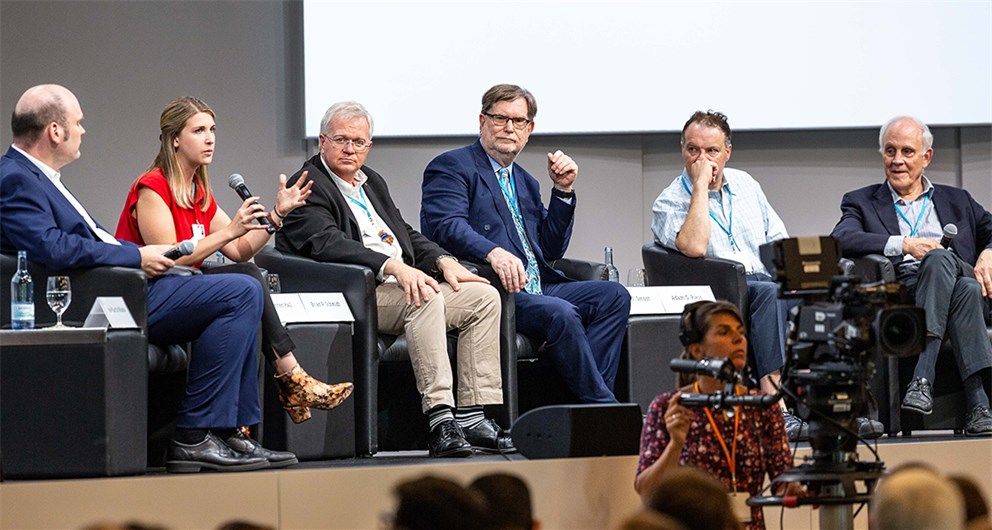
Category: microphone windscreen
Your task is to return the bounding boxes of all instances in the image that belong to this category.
[228,173,245,189]
[178,239,196,256]
[943,223,958,238]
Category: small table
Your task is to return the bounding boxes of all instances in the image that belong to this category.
[1,327,148,479]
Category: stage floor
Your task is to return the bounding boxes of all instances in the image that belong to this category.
[1,434,990,529]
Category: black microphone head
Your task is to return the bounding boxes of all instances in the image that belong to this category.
[228,173,245,189]
[943,223,958,238]
[178,239,196,256]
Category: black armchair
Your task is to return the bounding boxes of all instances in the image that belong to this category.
[846,254,992,435]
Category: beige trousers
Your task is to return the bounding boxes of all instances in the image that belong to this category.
[376,281,503,412]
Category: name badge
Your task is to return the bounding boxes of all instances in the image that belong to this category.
[626,286,715,314]
[83,296,138,328]
[191,223,206,241]
[271,294,309,324]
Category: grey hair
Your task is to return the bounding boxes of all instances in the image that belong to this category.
[879,116,933,153]
[319,101,374,138]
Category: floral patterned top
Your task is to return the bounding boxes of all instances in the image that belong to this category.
[636,390,793,530]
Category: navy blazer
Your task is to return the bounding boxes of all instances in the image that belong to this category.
[0,147,140,269]
[276,155,446,275]
[830,180,992,267]
[421,140,574,283]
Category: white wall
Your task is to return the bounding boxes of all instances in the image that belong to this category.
[2,1,990,274]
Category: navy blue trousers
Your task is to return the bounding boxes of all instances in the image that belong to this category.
[514,280,631,403]
[146,273,264,429]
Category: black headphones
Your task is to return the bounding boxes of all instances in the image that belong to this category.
[678,301,709,346]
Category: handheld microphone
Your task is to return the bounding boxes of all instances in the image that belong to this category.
[162,239,196,260]
[939,223,957,251]
[227,173,275,234]
[670,357,736,383]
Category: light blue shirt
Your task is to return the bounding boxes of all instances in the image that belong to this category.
[884,176,941,261]
[651,167,788,275]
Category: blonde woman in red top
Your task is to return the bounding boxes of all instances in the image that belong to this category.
[116,96,352,429]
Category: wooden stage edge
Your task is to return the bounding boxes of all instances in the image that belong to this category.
[1,436,990,530]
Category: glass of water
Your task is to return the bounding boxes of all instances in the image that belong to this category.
[46,275,71,328]
[626,268,646,287]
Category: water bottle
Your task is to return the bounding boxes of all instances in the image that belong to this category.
[10,250,35,329]
[604,246,620,283]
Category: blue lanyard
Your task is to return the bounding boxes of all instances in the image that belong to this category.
[894,194,930,237]
[346,188,395,243]
[681,175,738,251]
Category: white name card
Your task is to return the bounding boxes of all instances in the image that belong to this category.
[272,293,355,323]
[271,294,310,324]
[83,296,139,328]
[626,286,716,315]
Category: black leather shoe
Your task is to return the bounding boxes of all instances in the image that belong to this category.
[462,418,517,454]
[784,410,808,442]
[428,419,473,458]
[166,433,269,473]
[856,417,884,439]
[902,378,933,414]
[224,431,298,468]
[965,405,992,436]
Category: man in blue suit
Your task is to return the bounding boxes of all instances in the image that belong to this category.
[1,84,294,470]
[421,84,631,403]
[831,116,992,436]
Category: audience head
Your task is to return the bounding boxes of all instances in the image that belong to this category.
[676,300,747,387]
[11,84,85,170]
[878,116,933,194]
[478,84,536,164]
[948,474,991,527]
[680,110,732,187]
[151,96,215,211]
[390,475,487,530]
[318,101,374,184]
[871,467,965,530]
[470,472,537,530]
[644,466,741,530]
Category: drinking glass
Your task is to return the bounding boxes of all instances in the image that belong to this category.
[46,275,71,328]
[626,268,646,287]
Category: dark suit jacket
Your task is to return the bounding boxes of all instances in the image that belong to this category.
[276,155,446,275]
[0,147,140,269]
[420,140,574,283]
[830,180,992,267]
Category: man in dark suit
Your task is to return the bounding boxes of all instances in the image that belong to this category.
[276,101,514,457]
[1,84,293,471]
[420,84,631,404]
[831,116,992,436]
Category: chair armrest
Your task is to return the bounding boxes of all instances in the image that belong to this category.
[1,253,149,328]
[550,257,608,281]
[640,243,748,313]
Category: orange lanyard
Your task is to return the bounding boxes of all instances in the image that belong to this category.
[696,381,741,490]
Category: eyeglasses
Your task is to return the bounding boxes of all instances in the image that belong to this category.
[321,134,372,152]
[483,112,531,130]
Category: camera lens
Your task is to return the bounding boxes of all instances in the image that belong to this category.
[875,307,926,357]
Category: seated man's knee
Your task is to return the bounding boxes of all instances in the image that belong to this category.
[919,249,956,274]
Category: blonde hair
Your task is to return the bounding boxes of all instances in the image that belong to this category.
[148,96,215,211]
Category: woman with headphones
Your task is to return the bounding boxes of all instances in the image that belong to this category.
[634,300,802,530]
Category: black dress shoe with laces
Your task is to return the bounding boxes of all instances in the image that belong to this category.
[462,418,517,454]
[964,405,992,436]
[428,419,473,458]
[224,430,299,468]
[902,378,933,414]
[856,417,884,439]
[166,433,269,473]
